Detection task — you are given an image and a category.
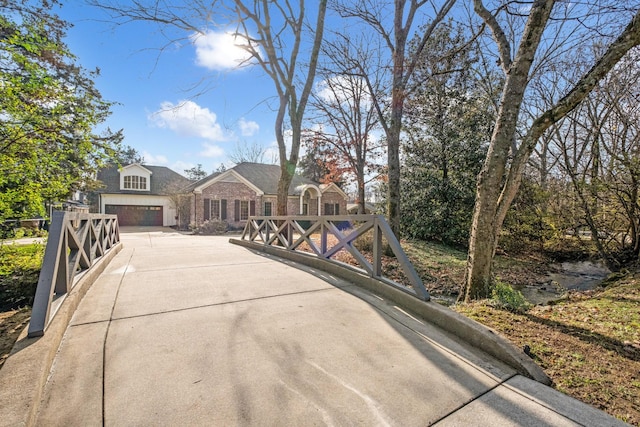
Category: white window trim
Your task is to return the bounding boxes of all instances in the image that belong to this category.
[121,174,149,191]
[240,200,249,221]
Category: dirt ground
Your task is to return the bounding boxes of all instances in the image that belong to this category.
[0,308,30,370]
[456,283,640,425]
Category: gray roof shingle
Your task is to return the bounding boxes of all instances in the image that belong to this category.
[96,164,190,195]
[190,162,318,195]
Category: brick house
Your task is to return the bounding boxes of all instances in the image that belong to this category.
[189,162,349,228]
[95,164,191,227]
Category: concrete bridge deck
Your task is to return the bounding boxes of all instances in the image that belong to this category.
[1,228,627,426]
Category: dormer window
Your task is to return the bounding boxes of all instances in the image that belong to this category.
[118,164,152,192]
[124,175,147,190]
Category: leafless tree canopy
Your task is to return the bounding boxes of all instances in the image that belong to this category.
[228,140,268,164]
[331,0,458,236]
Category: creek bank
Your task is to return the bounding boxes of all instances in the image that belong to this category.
[516,260,610,305]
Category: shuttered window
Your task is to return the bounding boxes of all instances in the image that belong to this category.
[324,203,340,215]
[233,200,252,221]
[324,203,333,215]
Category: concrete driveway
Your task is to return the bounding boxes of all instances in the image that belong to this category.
[19,229,627,426]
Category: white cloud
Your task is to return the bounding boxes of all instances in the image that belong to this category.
[263,139,279,165]
[149,100,225,141]
[263,130,292,165]
[141,151,168,165]
[200,142,225,158]
[170,160,196,175]
[238,118,259,136]
[190,30,257,71]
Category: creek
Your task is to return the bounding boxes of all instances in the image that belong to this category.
[517,260,611,305]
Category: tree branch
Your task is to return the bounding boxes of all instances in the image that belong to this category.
[473,0,512,72]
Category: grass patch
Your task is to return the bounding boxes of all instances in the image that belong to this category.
[402,240,467,297]
[0,243,44,310]
[455,276,640,425]
[402,239,553,299]
[399,239,638,424]
[0,242,43,372]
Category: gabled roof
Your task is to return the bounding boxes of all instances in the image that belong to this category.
[320,182,349,200]
[120,163,153,174]
[184,171,222,192]
[190,162,319,196]
[96,164,190,195]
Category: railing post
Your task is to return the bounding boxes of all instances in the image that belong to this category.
[287,220,293,248]
[373,217,382,277]
[28,212,66,337]
[321,219,327,255]
[28,212,121,337]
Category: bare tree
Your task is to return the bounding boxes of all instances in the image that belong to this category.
[233,0,328,214]
[228,140,267,164]
[92,0,328,215]
[305,35,385,213]
[464,1,640,300]
[333,0,457,236]
[551,47,640,269]
[162,179,191,229]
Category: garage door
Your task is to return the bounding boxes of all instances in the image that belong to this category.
[105,205,163,226]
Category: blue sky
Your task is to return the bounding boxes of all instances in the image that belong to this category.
[56,3,284,175]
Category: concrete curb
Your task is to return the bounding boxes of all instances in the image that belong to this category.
[0,242,123,427]
[230,238,552,386]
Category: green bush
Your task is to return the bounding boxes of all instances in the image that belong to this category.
[12,227,48,239]
[491,281,530,313]
[353,231,374,252]
[353,231,395,257]
[0,243,44,309]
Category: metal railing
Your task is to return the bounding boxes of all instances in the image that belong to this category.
[240,214,429,300]
[28,211,120,337]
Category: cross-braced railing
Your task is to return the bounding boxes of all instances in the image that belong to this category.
[28,211,120,337]
[240,215,429,300]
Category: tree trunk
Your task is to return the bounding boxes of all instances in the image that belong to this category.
[465,0,556,301]
[464,155,503,301]
[465,65,537,300]
[357,173,366,214]
[274,86,289,216]
[387,120,401,233]
[277,162,294,215]
[387,7,406,237]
